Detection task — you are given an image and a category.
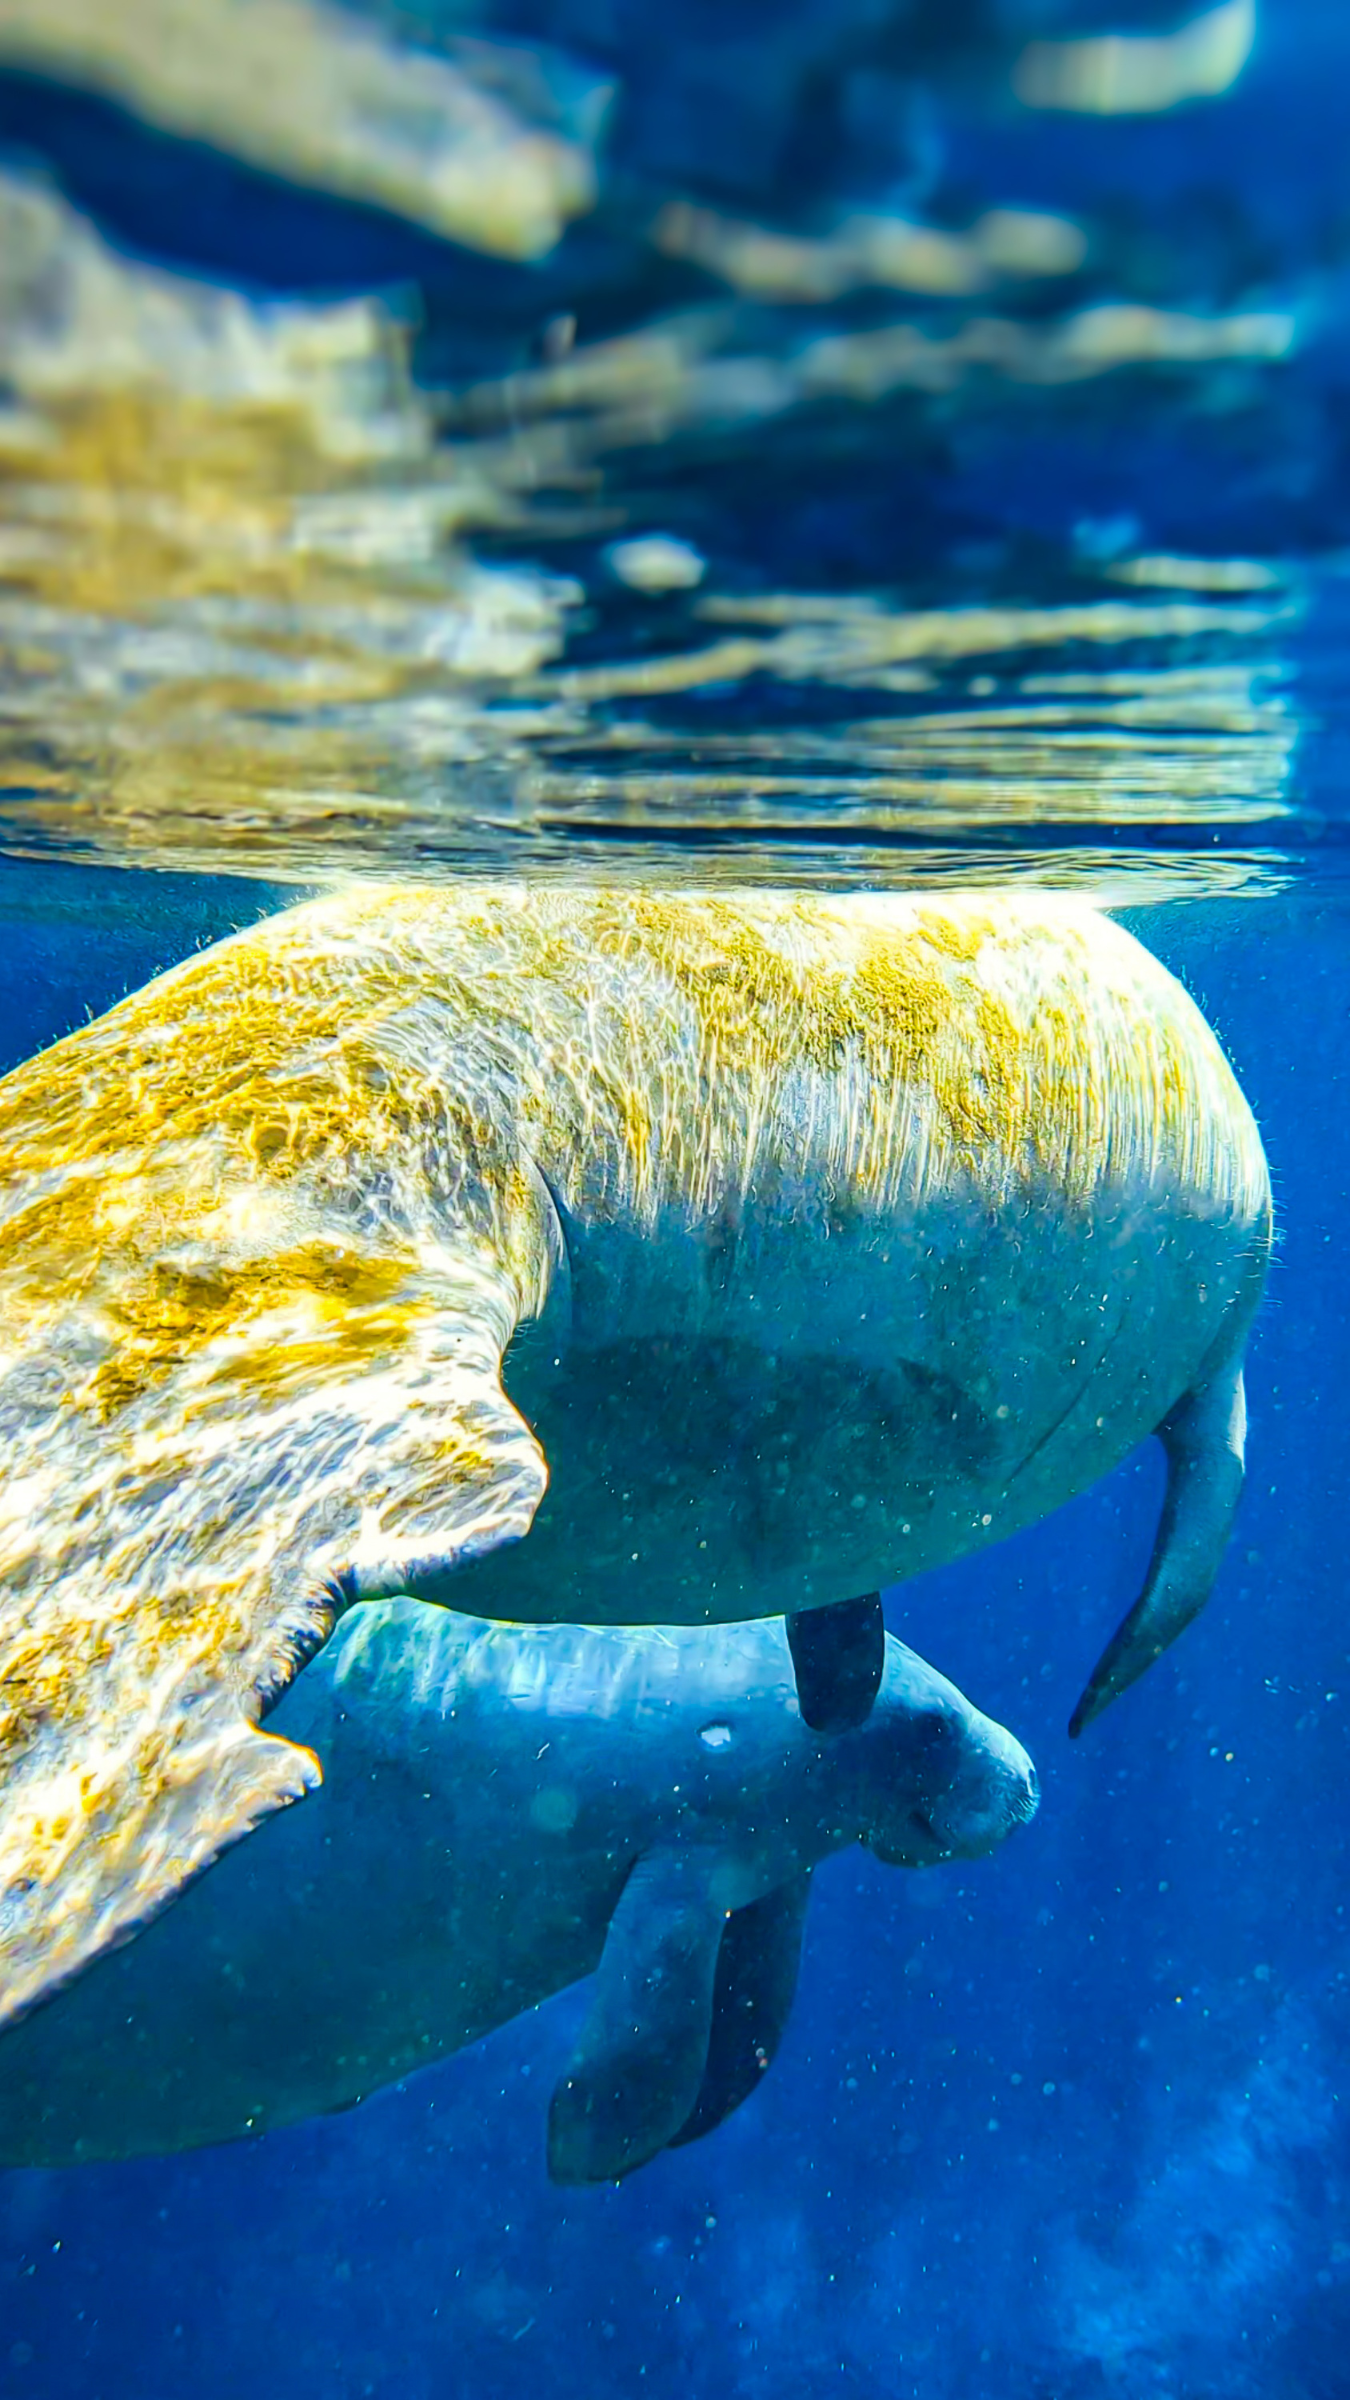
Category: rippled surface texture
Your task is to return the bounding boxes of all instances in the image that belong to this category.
[0,0,1346,891]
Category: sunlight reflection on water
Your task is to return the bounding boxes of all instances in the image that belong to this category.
[0,0,1342,899]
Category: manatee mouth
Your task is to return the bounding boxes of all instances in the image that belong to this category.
[903,1804,949,1857]
[897,1763,1038,1860]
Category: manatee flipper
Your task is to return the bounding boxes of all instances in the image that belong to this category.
[0,1244,545,2033]
[548,1847,726,2185]
[1069,1351,1248,1738]
[669,1871,813,2151]
[787,1594,885,1732]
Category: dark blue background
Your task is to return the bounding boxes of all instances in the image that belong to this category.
[0,875,1344,2400]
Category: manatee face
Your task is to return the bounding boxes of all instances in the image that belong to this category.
[863,1647,1039,1867]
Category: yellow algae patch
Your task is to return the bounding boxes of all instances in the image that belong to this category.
[0,1238,549,2029]
[848,929,1028,1163]
[80,1244,416,1423]
[528,891,1049,1200]
[0,890,568,2028]
[0,881,1264,1267]
[910,904,994,967]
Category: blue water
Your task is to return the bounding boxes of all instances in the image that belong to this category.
[1,2,1348,2394]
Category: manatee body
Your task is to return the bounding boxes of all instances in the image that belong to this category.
[0,889,1269,2025]
[0,1605,1037,2183]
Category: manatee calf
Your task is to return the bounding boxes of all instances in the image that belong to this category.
[0,1606,1037,2183]
[0,888,1269,2025]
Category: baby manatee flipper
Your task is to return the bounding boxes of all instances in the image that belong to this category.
[1069,1350,1248,1738]
[548,1847,726,2185]
[669,1871,813,2151]
[787,1594,885,1732]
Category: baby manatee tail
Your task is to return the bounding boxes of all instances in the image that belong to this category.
[669,1872,813,2151]
[548,1847,725,2186]
[1069,1349,1247,1738]
[787,1594,885,1732]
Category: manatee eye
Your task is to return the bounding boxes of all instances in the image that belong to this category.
[913,1706,953,1750]
[911,1707,957,1777]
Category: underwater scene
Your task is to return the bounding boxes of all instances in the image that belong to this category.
[0,2,1347,2395]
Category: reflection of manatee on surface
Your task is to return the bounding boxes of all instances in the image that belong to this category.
[0,0,599,261]
[0,1606,1038,2185]
[0,887,1270,2028]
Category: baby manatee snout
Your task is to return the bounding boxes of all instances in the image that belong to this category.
[863,1653,1039,1869]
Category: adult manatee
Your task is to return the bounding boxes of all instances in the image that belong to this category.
[0,1605,1037,2183]
[0,888,1269,2024]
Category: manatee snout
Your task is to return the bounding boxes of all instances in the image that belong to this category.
[865,1665,1039,1867]
[947,1734,1040,1858]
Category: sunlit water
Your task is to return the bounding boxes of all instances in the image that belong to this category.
[0,2,1347,2395]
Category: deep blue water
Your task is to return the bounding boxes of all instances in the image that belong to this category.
[1,1,1349,2393]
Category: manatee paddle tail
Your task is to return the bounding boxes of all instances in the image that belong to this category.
[1069,1336,1252,1738]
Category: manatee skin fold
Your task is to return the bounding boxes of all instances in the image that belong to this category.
[0,1609,1038,2177]
[0,888,1270,2024]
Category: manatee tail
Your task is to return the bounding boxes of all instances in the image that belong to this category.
[1069,1223,1268,1738]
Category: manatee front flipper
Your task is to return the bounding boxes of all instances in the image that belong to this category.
[0,1247,545,2032]
[1069,1350,1248,1738]
[787,1594,885,1732]
[548,1847,727,2185]
[669,1871,813,2151]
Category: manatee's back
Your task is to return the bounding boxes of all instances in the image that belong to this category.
[451,890,1272,1619]
[465,886,1270,1242]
